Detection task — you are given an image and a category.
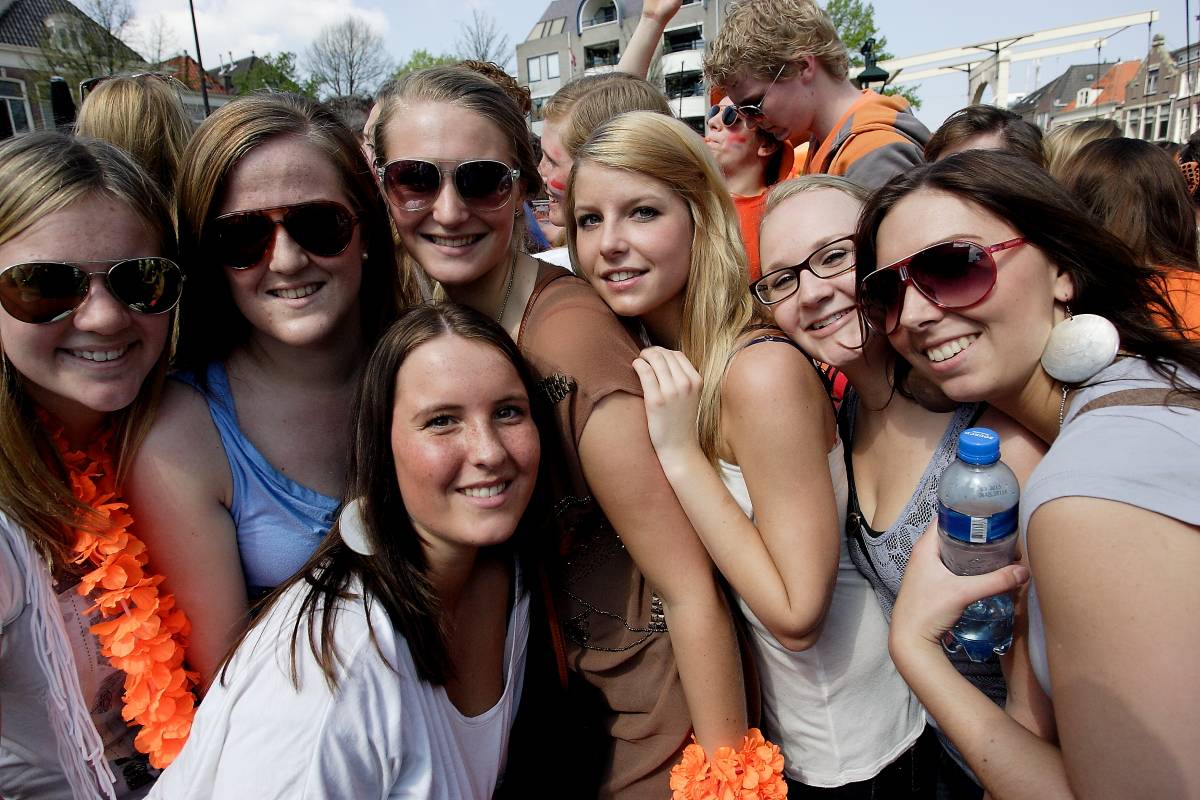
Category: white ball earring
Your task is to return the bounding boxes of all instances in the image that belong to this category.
[337,498,374,556]
[1039,306,1120,384]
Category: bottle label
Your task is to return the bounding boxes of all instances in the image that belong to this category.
[938,503,1019,543]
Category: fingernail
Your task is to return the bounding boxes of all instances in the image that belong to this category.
[1013,565,1030,583]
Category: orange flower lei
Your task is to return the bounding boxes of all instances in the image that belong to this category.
[43,413,198,769]
[669,728,787,800]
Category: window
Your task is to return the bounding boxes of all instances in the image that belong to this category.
[665,71,703,100]
[528,21,546,40]
[0,79,32,139]
[1127,107,1141,138]
[532,96,548,122]
[583,42,620,70]
[664,25,703,54]
[546,54,559,79]
[1158,104,1170,139]
[527,56,542,82]
[1143,105,1155,140]
[581,1,617,28]
[1146,68,1159,95]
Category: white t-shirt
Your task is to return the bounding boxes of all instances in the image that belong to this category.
[0,514,155,800]
[719,436,925,787]
[150,567,529,800]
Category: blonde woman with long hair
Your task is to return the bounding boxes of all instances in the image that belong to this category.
[566,111,926,795]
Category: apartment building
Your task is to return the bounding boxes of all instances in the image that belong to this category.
[516,0,723,135]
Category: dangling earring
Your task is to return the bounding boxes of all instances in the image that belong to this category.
[1039,305,1120,384]
[337,498,374,556]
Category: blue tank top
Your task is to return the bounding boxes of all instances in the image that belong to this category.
[173,363,340,599]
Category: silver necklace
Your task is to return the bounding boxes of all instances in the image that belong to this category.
[1058,383,1071,429]
[496,257,515,323]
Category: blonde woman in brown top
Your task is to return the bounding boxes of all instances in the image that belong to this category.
[372,66,746,799]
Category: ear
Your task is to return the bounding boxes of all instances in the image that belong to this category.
[1052,265,1076,305]
[756,137,780,159]
[792,56,818,84]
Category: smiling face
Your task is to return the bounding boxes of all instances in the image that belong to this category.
[390,334,540,559]
[381,102,521,291]
[570,162,694,321]
[537,118,572,228]
[758,188,865,368]
[216,135,364,351]
[0,194,168,431]
[873,188,1073,403]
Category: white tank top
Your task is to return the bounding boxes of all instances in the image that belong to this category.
[719,436,925,787]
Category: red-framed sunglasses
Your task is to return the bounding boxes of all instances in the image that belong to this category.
[203,201,359,270]
[857,237,1027,334]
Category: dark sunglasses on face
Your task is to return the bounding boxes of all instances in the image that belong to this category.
[735,63,787,127]
[204,201,359,270]
[0,257,183,324]
[857,237,1027,334]
[377,158,520,213]
[752,237,856,305]
[707,104,740,128]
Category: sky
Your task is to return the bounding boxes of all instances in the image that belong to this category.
[127,0,1193,129]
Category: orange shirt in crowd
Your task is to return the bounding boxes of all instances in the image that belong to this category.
[1161,268,1200,338]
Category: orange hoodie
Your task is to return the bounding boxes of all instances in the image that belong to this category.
[800,90,929,190]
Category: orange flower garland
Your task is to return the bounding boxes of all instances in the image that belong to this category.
[669,728,787,800]
[44,414,198,769]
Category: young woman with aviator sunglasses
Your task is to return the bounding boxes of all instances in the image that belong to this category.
[755,174,1047,797]
[857,150,1200,798]
[372,67,747,798]
[126,93,403,688]
[0,133,187,798]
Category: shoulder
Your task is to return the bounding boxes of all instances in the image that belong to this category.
[132,378,228,485]
[722,336,826,411]
[976,407,1046,485]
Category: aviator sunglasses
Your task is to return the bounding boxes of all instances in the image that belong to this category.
[377,159,520,213]
[752,237,856,305]
[0,257,183,324]
[735,63,787,127]
[857,237,1027,334]
[204,201,359,270]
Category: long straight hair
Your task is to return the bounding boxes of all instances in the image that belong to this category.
[566,111,764,463]
[224,303,552,688]
[0,133,176,566]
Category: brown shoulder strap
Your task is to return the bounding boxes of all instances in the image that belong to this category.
[1076,388,1200,417]
[517,262,574,348]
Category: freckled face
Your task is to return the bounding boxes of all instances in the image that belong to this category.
[570,163,694,320]
[390,335,540,558]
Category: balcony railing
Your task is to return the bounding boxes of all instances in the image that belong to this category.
[585,55,620,69]
[581,9,616,28]
[665,38,705,53]
[666,83,705,100]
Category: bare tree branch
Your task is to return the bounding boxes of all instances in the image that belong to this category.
[455,9,511,71]
[31,0,144,90]
[305,17,391,98]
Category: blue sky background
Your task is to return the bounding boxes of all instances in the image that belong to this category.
[132,0,1191,128]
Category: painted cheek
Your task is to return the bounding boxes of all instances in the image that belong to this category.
[726,133,750,145]
[548,178,567,193]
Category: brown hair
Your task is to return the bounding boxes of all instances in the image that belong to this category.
[174,93,404,380]
[924,104,1044,167]
[227,303,551,688]
[1060,137,1199,273]
[561,76,672,155]
[0,132,176,567]
[856,150,1200,385]
[460,60,532,115]
[541,72,638,124]
[1043,118,1120,179]
[705,0,850,87]
[75,74,195,193]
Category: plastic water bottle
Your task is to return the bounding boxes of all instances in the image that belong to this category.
[937,427,1020,662]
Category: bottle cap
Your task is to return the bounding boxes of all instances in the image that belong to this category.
[957,427,1000,465]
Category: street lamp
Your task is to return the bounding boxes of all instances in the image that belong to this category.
[854,38,890,91]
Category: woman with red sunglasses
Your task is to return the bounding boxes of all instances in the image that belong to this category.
[124,94,405,688]
[756,173,1047,797]
[371,67,747,798]
[0,133,190,797]
[858,150,1200,798]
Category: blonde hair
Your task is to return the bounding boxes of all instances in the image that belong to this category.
[1043,118,1120,179]
[0,132,176,567]
[561,76,672,156]
[541,72,634,124]
[705,0,850,87]
[566,111,762,462]
[75,75,194,193]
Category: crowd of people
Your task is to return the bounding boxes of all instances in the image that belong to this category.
[1,0,1197,798]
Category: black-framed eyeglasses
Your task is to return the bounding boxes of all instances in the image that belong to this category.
[751,237,856,305]
[735,64,787,128]
[376,158,520,213]
[0,257,184,324]
[706,104,740,127]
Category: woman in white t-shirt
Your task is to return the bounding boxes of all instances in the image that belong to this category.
[0,133,186,798]
[859,150,1200,797]
[151,303,546,800]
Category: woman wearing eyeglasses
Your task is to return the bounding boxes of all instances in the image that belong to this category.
[856,150,1200,798]
[125,94,404,687]
[755,174,1048,798]
[0,133,189,798]
[566,111,924,796]
[372,68,747,798]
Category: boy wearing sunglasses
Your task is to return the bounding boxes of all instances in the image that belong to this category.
[704,93,791,282]
[704,0,928,191]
